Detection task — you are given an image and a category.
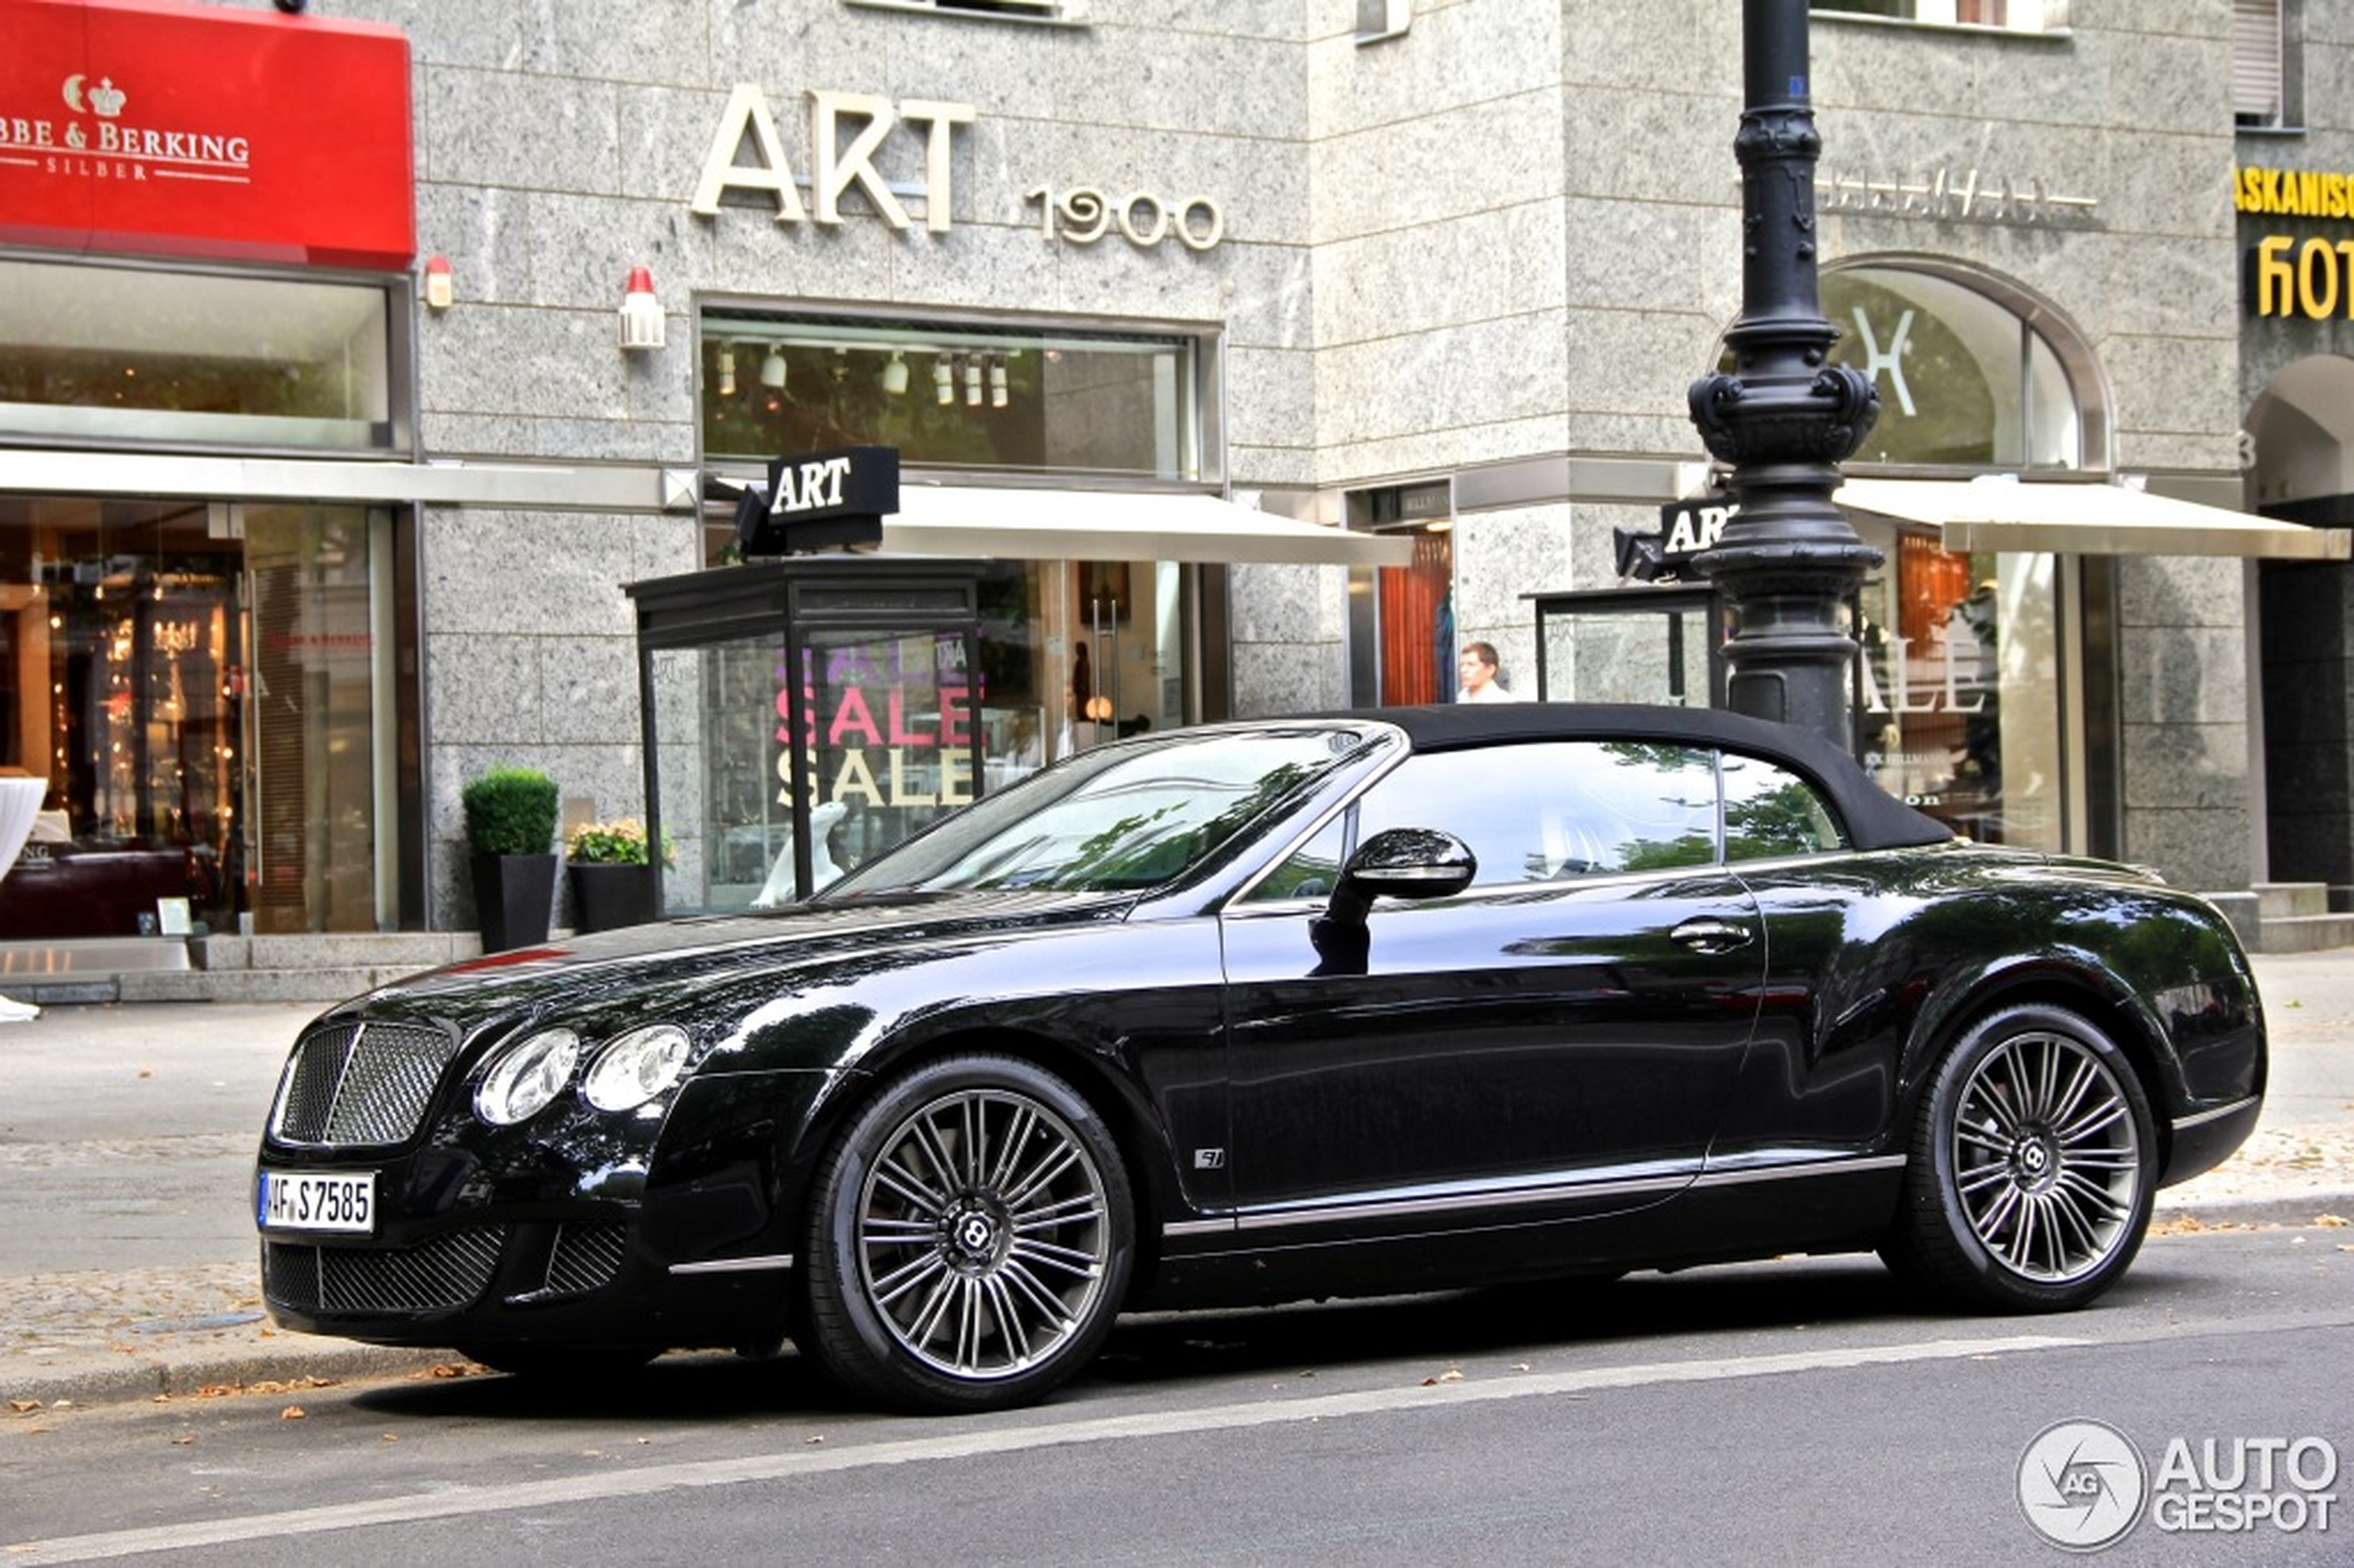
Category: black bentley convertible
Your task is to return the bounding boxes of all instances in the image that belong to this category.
[255,704,2265,1411]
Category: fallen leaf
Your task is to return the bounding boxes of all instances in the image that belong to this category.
[137,1068,154,1079]
[805,1435,825,1446]
[384,1434,399,1442]
[171,1435,194,1447]
[280,1406,306,1420]
[7,1400,40,1414]
[2315,1214,2348,1228]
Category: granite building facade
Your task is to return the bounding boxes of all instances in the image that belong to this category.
[3,0,2344,955]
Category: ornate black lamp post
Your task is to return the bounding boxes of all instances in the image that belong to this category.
[1688,0,1881,750]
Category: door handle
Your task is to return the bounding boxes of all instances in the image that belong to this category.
[1671,917,1753,954]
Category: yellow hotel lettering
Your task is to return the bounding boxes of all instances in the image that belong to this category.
[2237,166,2354,220]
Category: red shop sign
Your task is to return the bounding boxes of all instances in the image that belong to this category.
[0,0,413,271]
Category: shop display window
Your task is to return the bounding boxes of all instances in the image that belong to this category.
[697,313,1201,483]
[0,499,389,942]
[0,259,397,453]
[1852,529,2062,852]
[1823,266,2083,471]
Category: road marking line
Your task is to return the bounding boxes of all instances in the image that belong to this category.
[7,1333,2083,1562]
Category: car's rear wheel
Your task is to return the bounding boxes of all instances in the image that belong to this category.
[800,1054,1133,1413]
[1883,1004,2157,1311]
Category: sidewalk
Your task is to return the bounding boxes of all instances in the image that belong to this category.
[4,954,2350,1415]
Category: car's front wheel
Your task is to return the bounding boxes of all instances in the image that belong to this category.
[800,1054,1134,1413]
[1883,1004,2157,1311]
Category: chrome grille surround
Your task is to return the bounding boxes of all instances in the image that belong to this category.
[263,1227,508,1316]
[269,1021,457,1147]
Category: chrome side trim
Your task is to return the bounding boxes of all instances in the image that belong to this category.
[1690,1154,1905,1188]
[2172,1094,2261,1133]
[667,1253,795,1276]
[1204,1153,1907,1236]
[1161,1219,1233,1239]
[1232,1171,1695,1233]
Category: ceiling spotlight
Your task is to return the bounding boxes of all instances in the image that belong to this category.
[717,344,737,398]
[965,355,983,407]
[881,351,908,397]
[989,355,1008,409]
[761,348,788,390]
[935,357,955,405]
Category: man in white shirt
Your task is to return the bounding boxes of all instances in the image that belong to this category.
[1455,641,1522,702]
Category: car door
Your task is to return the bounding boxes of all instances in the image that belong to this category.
[1216,740,1767,1240]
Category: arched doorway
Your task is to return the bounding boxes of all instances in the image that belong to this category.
[2247,354,2354,891]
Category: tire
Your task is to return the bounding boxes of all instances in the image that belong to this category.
[799,1053,1134,1413]
[1882,1004,2157,1312]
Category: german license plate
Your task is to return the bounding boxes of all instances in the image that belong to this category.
[256,1170,376,1234]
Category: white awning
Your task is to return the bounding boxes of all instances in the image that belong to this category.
[883,482,1415,567]
[1835,475,2351,562]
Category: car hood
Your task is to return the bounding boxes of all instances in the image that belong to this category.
[335,890,1135,1030]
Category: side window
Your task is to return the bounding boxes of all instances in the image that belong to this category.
[1721,752,1847,860]
[1258,743,1718,891]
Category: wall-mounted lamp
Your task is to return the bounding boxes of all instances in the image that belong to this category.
[760,346,788,390]
[934,357,956,405]
[717,343,737,398]
[619,266,664,350]
[988,355,1008,410]
[881,351,909,397]
[1085,694,1113,723]
[422,254,453,311]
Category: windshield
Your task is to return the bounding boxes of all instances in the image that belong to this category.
[823,727,1379,896]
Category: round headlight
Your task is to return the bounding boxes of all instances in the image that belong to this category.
[582,1024,691,1112]
[475,1029,580,1125]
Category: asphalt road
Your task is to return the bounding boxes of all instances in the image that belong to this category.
[3,1231,2348,1565]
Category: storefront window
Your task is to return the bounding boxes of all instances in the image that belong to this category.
[698,313,1201,481]
[1823,266,2082,470]
[0,259,397,452]
[642,553,1194,913]
[0,499,390,942]
[1850,523,2062,851]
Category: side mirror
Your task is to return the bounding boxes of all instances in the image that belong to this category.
[1324,828,1477,928]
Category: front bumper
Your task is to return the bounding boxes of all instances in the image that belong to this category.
[255,1037,841,1351]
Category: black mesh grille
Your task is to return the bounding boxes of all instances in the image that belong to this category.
[270,1022,455,1147]
[273,1025,351,1141]
[542,1223,627,1298]
[264,1228,508,1316]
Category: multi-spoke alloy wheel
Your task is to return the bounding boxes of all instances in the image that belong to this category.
[1884,1005,2157,1312]
[802,1055,1133,1412]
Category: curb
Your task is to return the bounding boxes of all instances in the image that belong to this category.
[7,1339,460,1413]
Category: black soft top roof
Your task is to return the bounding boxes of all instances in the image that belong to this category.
[1304,702,1955,854]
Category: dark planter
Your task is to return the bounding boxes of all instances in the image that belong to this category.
[470,852,558,953]
[568,862,659,934]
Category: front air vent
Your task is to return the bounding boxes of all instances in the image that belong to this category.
[263,1227,508,1315]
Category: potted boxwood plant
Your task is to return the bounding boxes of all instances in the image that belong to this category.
[564,816,670,934]
[461,765,560,952]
